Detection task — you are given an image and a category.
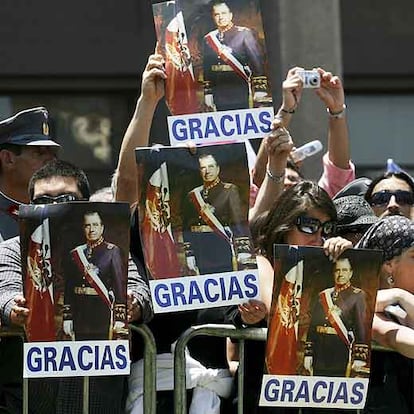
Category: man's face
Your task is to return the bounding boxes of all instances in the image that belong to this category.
[212,3,233,30]
[199,155,220,184]
[84,213,104,243]
[334,258,353,286]
[369,177,413,219]
[32,176,83,203]
[14,146,58,188]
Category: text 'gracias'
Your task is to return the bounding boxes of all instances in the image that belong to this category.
[150,270,260,313]
[24,340,130,378]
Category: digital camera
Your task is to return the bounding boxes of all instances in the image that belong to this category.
[297,70,321,88]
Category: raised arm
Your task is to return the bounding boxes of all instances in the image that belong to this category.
[315,68,350,169]
[114,53,166,205]
[253,67,303,187]
[316,68,355,196]
[249,119,293,222]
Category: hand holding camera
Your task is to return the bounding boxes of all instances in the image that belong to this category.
[280,66,305,115]
[314,68,345,114]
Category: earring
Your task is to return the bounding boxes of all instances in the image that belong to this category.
[387,275,395,287]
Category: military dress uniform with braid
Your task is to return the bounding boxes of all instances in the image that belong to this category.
[0,235,152,413]
[183,179,250,275]
[203,24,268,111]
[306,283,369,377]
[64,238,127,340]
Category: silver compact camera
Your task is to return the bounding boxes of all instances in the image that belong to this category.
[297,70,321,88]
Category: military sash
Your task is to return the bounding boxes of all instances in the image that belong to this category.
[189,186,232,245]
[71,245,112,309]
[319,288,351,348]
[205,31,250,83]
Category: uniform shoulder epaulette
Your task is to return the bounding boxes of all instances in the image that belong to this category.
[352,286,362,293]
[223,182,234,189]
[237,26,249,32]
[106,242,115,250]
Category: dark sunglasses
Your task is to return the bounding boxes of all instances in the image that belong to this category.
[295,216,336,237]
[369,190,414,207]
[32,193,81,205]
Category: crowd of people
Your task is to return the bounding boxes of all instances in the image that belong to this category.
[1,21,414,414]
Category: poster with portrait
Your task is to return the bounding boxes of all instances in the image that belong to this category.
[19,202,130,343]
[136,142,259,313]
[151,0,274,145]
[260,245,382,410]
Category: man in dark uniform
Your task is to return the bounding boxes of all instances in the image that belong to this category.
[203,1,270,111]
[304,257,369,377]
[0,107,58,412]
[182,153,251,275]
[0,107,59,241]
[64,211,127,340]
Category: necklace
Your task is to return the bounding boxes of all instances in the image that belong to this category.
[332,282,351,302]
[217,23,234,42]
[202,177,220,199]
[86,236,104,259]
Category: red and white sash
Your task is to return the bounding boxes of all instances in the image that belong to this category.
[71,245,112,308]
[205,31,249,83]
[319,288,351,348]
[189,186,232,244]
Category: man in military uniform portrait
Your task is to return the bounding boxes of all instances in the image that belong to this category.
[63,211,127,341]
[203,1,270,111]
[182,153,252,275]
[304,257,370,377]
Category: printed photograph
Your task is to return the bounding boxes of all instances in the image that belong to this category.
[152,0,273,115]
[135,143,256,279]
[265,246,382,379]
[20,202,130,342]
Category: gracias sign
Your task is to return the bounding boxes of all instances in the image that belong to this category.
[167,107,274,145]
[23,340,130,378]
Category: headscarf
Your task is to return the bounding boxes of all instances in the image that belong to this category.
[356,215,414,262]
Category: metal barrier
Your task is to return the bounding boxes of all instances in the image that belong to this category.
[0,324,156,414]
[173,324,267,414]
[129,324,157,414]
[173,324,401,414]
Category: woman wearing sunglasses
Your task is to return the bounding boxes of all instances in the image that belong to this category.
[227,182,352,413]
[356,215,414,413]
[253,180,352,319]
[364,171,414,219]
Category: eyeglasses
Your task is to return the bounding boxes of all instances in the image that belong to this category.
[369,190,414,207]
[295,216,336,237]
[32,193,80,205]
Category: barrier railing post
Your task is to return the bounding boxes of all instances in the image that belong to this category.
[83,376,89,414]
[130,324,157,414]
[173,324,267,414]
[238,338,245,414]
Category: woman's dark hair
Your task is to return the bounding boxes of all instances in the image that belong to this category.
[254,181,336,260]
[28,159,90,201]
[365,171,414,203]
[286,159,304,179]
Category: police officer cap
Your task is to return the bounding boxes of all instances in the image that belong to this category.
[0,107,60,147]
